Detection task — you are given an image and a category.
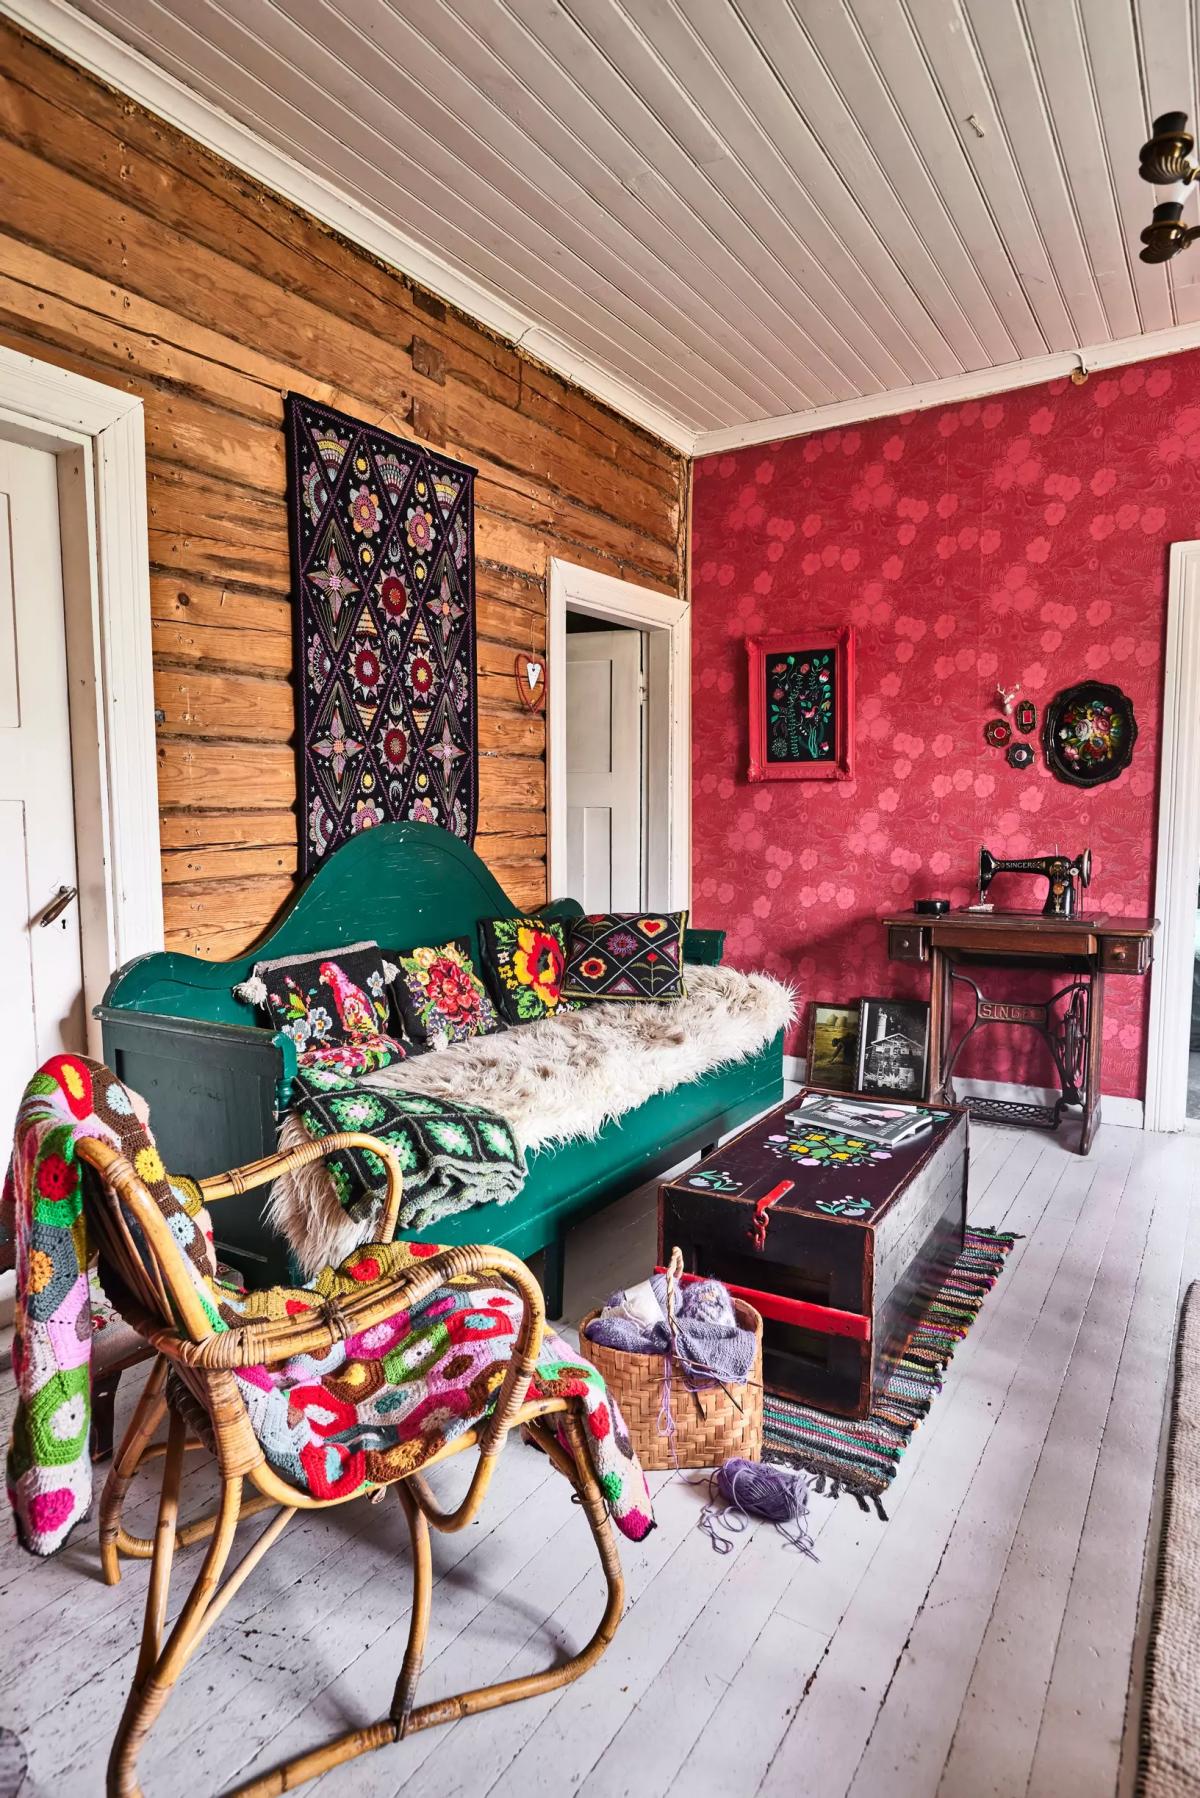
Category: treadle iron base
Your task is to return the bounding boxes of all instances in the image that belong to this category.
[962,1094,1064,1132]
[884,902,1157,1159]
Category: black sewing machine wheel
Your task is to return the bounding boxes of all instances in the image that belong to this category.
[1054,986,1089,1104]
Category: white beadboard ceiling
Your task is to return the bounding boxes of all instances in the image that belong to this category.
[8,0,1200,453]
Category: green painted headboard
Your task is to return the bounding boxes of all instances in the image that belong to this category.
[102,821,533,1023]
[96,820,722,1278]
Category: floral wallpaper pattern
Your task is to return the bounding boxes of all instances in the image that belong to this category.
[690,353,1200,1100]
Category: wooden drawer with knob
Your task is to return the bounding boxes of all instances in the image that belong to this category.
[888,924,929,964]
[1099,934,1154,975]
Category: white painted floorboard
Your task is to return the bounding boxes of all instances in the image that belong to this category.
[1,1121,1197,1797]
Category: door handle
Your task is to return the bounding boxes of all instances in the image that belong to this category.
[36,884,78,927]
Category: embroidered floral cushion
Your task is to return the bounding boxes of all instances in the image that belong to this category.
[389,938,500,1047]
[248,941,406,1061]
[563,912,689,1002]
[478,915,577,1025]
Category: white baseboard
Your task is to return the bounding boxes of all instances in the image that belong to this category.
[781,1057,1145,1129]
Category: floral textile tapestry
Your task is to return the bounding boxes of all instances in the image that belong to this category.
[285,395,478,872]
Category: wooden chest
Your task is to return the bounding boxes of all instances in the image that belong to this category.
[658,1091,969,1418]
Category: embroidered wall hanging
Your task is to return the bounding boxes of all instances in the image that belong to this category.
[746,627,854,782]
[285,395,478,873]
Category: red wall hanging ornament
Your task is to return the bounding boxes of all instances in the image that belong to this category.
[514,653,546,712]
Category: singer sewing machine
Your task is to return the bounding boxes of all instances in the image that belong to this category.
[884,852,1156,1155]
[977,846,1092,919]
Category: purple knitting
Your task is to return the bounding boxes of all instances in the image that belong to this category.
[584,1274,756,1387]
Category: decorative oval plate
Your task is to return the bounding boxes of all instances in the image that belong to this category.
[1042,680,1137,787]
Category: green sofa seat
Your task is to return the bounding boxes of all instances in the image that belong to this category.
[98,822,783,1311]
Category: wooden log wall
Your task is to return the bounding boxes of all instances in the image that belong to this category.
[0,22,685,958]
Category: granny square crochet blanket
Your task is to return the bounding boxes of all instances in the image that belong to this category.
[2,1057,653,1555]
[290,1067,524,1233]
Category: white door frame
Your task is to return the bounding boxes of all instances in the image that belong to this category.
[0,344,162,1053]
[1145,540,1200,1132]
[548,558,690,911]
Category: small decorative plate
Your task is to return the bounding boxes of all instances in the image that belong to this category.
[1007,741,1034,769]
[1042,681,1137,787]
[984,718,1012,748]
[1014,698,1037,734]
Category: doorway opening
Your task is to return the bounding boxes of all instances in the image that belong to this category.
[564,610,651,911]
[0,346,161,1105]
[1146,540,1200,1132]
[548,559,690,915]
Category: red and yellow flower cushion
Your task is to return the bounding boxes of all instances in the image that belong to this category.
[563,912,688,1002]
[478,915,578,1024]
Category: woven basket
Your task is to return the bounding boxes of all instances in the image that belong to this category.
[577,1258,763,1472]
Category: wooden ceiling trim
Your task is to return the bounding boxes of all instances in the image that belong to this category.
[12,0,1200,454]
[81,0,746,427]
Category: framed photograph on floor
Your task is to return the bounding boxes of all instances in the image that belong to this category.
[747,626,854,781]
[855,997,930,1100]
[807,1004,860,1091]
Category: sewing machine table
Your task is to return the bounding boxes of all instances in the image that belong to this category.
[884,908,1157,1153]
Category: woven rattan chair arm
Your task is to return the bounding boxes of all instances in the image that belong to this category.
[198,1132,405,1242]
[474,1251,547,1460]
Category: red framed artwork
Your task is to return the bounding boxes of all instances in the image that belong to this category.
[747,627,855,782]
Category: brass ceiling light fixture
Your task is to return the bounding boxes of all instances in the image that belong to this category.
[1139,113,1200,262]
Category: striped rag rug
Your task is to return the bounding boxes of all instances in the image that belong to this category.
[763,1226,1017,1517]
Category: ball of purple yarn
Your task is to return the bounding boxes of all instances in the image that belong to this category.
[715,1457,806,1522]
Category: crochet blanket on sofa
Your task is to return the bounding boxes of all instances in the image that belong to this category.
[272,964,794,1275]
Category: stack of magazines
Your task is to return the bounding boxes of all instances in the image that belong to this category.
[788,1092,948,1148]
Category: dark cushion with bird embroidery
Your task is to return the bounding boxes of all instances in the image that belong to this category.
[237,940,410,1072]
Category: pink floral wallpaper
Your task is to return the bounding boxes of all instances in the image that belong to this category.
[690,352,1200,1101]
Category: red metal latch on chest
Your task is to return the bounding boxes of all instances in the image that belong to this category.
[749,1179,795,1250]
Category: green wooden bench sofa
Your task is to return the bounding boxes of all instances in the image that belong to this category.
[98,822,783,1313]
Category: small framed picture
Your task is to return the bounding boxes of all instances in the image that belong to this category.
[855,998,930,1100]
[747,626,854,782]
[806,1004,860,1092]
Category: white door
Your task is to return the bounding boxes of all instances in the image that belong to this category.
[565,629,643,910]
[0,437,84,1131]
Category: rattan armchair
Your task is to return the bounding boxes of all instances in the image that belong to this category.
[82,1129,626,1798]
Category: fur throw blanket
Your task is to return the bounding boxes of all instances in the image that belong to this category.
[271,964,793,1274]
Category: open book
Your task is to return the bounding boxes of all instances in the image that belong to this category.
[787,1092,948,1149]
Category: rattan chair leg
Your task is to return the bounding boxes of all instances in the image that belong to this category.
[390,1481,433,1731]
[107,1468,245,1798]
[223,1420,626,1798]
[403,1452,498,1534]
[100,1357,169,1585]
[402,1408,625,1736]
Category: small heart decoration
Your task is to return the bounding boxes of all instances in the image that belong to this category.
[514,652,546,712]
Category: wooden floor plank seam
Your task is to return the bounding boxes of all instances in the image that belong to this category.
[4,1125,1200,1798]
